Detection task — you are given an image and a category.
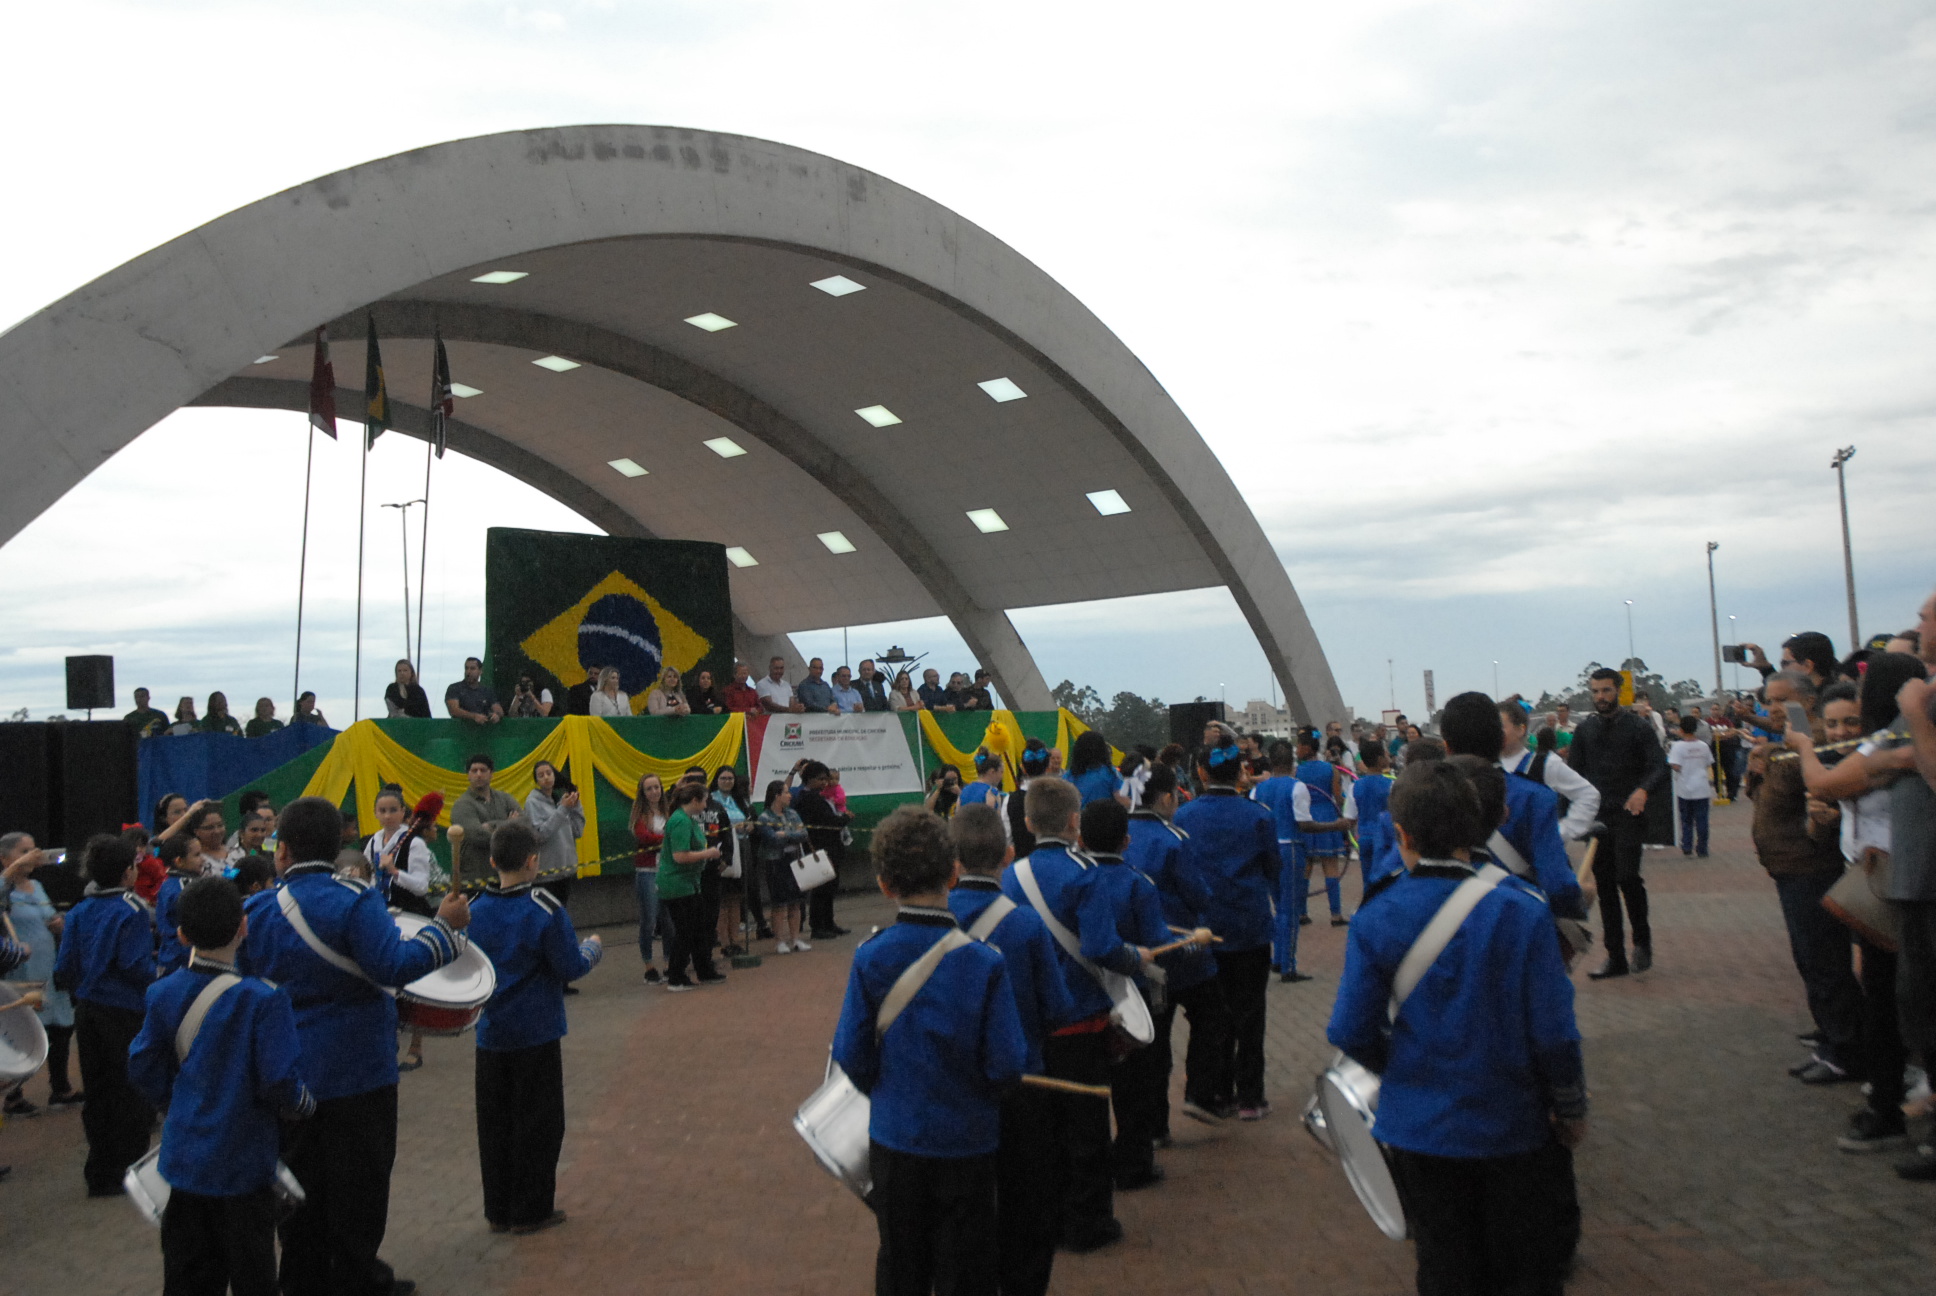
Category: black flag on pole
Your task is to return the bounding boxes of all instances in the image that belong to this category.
[308,327,337,438]
[364,316,389,449]
[429,331,453,458]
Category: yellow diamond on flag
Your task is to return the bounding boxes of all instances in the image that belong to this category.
[520,571,713,710]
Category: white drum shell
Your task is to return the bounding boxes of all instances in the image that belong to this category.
[0,1000,49,1090]
[1315,1056,1407,1241]
[1103,971,1154,1046]
[125,1146,305,1228]
[794,1063,873,1201]
[393,913,496,1009]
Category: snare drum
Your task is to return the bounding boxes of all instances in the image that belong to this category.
[392,913,495,1036]
[0,998,49,1090]
[1313,1053,1407,1241]
[794,1059,872,1201]
[125,1146,305,1227]
[1102,970,1154,1047]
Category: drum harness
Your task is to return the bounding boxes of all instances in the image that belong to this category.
[1012,858,1155,1039]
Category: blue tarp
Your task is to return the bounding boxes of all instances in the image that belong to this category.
[136,724,338,825]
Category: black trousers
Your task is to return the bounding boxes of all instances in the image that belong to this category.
[871,1142,998,1296]
[995,1087,1059,1296]
[1040,1029,1115,1246]
[1773,869,1862,1070]
[699,863,722,954]
[162,1185,278,1296]
[662,893,717,984]
[1170,975,1231,1116]
[1212,947,1271,1108]
[1592,811,1651,959]
[279,1085,400,1296]
[46,1022,75,1094]
[1860,941,1907,1123]
[476,1040,566,1228]
[1389,1140,1579,1296]
[809,879,839,935]
[1898,900,1936,1067]
[74,999,153,1193]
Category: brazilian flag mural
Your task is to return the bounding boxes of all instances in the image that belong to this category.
[484,528,734,711]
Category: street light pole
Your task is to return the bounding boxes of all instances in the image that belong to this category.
[1706,542,1722,695]
[1624,600,1635,672]
[1492,660,1500,696]
[1728,615,1738,691]
[1832,446,1859,649]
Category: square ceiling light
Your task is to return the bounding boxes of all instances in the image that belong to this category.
[685,312,737,332]
[253,354,278,364]
[725,546,759,568]
[472,270,529,284]
[978,377,1027,403]
[817,530,857,554]
[854,405,902,427]
[449,382,483,398]
[1086,489,1131,516]
[966,508,1009,534]
[532,355,580,372]
[811,275,865,296]
[608,458,649,478]
[703,437,748,458]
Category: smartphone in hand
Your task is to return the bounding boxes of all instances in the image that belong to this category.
[1782,701,1811,736]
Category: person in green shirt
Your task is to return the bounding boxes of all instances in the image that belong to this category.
[244,696,285,738]
[200,691,243,736]
[658,781,725,990]
[124,687,170,738]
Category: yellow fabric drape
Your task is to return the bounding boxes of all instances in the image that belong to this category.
[1057,710,1125,769]
[299,715,746,876]
[917,710,1102,792]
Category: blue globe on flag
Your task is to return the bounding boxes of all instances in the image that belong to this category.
[578,592,664,694]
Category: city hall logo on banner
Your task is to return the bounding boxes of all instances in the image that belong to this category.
[519,571,712,703]
[785,723,802,740]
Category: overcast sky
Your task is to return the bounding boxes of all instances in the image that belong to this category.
[4,0,1933,725]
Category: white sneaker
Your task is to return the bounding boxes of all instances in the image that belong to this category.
[773,941,791,954]
[793,938,812,952]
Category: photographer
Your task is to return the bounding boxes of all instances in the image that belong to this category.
[508,674,553,717]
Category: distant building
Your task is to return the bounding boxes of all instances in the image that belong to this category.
[1241,699,1293,738]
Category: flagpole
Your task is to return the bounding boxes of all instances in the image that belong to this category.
[416,437,432,682]
[293,420,316,711]
[354,425,368,723]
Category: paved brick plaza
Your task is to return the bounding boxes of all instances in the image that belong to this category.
[7,800,1934,1294]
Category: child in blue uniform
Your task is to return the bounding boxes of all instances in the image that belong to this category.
[52,833,157,1195]
[153,835,207,978]
[1328,758,1586,1295]
[832,805,1027,1296]
[1175,739,1280,1120]
[946,804,1073,1296]
[468,821,603,1236]
[1438,692,1586,920]
[130,877,315,1296]
[1125,763,1229,1129]
[1078,798,1174,1190]
[1294,732,1351,925]
[1343,740,1397,887]
[1252,741,1348,984]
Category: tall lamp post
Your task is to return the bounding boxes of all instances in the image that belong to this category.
[1832,446,1859,649]
[1706,542,1722,696]
[1492,660,1500,696]
[1624,600,1636,673]
[1728,615,1738,691]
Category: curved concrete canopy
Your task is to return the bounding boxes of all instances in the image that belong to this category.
[0,125,1345,722]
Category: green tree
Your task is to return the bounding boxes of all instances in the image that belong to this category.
[1050,680,1168,751]
[1051,680,1105,729]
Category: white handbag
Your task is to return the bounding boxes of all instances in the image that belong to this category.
[790,848,837,892]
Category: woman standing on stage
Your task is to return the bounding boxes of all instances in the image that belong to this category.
[630,774,669,983]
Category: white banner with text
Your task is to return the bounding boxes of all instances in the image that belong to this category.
[749,712,922,797]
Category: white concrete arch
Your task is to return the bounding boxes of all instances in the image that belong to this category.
[0,125,1345,721]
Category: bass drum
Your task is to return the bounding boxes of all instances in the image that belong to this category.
[794,1059,872,1202]
[393,913,496,1035]
[0,997,49,1090]
[125,1146,305,1227]
[1314,1054,1407,1241]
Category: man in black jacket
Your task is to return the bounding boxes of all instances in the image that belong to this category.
[1568,668,1670,979]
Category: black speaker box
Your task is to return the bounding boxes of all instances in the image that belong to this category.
[0,723,59,845]
[1168,701,1225,750]
[65,654,115,711]
[60,721,138,850]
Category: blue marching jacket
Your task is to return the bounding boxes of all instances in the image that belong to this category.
[1347,773,1397,882]
[1295,759,1347,855]
[1497,773,1587,920]
[1082,852,1172,979]
[1124,812,1218,991]
[239,863,462,1102]
[153,869,205,977]
[129,957,315,1196]
[53,887,155,1012]
[467,882,601,1052]
[1172,788,1280,952]
[1327,862,1586,1159]
[949,876,1074,1073]
[832,909,1027,1158]
[998,839,1123,1022]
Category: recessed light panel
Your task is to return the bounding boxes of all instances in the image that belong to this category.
[608,458,649,478]
[978,377,1027,403]
[725,546,759,568]
[966,508,1009,534]
[703,437,748,459]
[855,405,902,427]
[532,355,580,372]
[472,270,529,284]
[449,382,483,398]
[811,275,865,296]
[1086,489,1131,516]
[685,312,737,332]
[253,355,279,365]
[817,531,857,554]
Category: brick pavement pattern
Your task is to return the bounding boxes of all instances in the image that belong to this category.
[5,800,1934,1294]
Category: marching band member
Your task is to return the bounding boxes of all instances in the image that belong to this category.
[1253,740,1349,985]
[1342,740,1398,887]
[1293,731,1351,925]
[153,835,210,978]
[1499,700,1600,841]
[1438,692,1586,921]
[239,796,470,1296]
[1329,759,1585,1296]
[947,804,1073,1296]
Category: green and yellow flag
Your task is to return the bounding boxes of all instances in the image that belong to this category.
[364,315,389,449]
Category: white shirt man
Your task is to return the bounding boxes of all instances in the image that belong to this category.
[1500,703,1601,840]
[756,656,801,714]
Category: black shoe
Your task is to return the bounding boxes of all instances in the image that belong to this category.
[1796,1058,1855,1085]
[1298,915,1313,927]
[510,1210,567,1235]
[46,1090,83,1109]
[1279,971,1313,983]
[562,985,580,996]
[1587,959,1629,980]
[1893,1144,1936,1181]
[1330,915,1348,927]
[1839,1108,1909,1153]
[809,930,839,941]
[1798,1029,1825,1044]
[1060,1218,1124,1253]
[1631,945,1652,973]
[832,925,852,936]
[756,926,776,940]
[0,1166,9,1182]
[388,1282,418,1296]
[86,1184,124,1198]
[1115,1165,1165,1192]
[642,967,661,984]
[696,973,727,985]
[3,1098,40,1118]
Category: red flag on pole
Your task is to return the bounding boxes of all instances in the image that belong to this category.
[429,331,453,458]
[308,327,337,438]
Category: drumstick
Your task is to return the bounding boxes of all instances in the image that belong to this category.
[1147,930,1218,959]
[1167,925,1224,943]
[446,825,464,894]
[1575,837,1599,885]
[1020,1074,1112,1099]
